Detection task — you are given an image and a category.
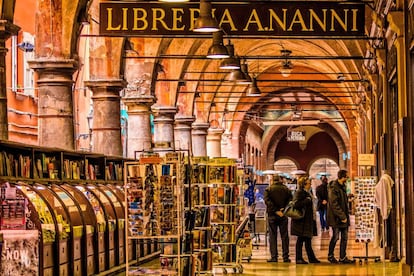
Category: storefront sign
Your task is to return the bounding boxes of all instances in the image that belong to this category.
[358,153,375,166]
[99,1,365,37]
[287,130,306,142]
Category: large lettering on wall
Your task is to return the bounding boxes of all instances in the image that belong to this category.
[99,1,365,37]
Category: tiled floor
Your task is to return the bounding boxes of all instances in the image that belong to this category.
[230,228,404,276]
[124,216,408,275]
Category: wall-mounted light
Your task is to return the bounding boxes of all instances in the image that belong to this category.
[193,0,220,32]
[280,49,293,77]
[207,31,229,59]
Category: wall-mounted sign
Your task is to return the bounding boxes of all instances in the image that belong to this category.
[99,1,365,37]
[358,153,375,166]
[287,130,306,142]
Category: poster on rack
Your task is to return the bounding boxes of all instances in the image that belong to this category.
[354,177,377,243]
[0,230,39,275]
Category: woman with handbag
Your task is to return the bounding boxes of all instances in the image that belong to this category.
[291,176,320,264]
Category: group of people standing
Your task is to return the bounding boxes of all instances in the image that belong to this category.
[263,169,356,264]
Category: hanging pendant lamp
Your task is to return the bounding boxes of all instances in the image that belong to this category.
[207,31,230,59]
[193,0,220,32]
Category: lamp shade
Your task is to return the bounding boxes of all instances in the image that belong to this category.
[193,0,220,32]
[226,69,245,82]
[219,43,240,69]
[207,31,229,59]
[246,77,261,96]
[237,63,252,84]
[280,64,293,77]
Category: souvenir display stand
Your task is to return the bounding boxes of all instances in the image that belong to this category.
[0,140,128,275]
[125,152,193,275]
[208,158,243,274]
[353,176,381,264]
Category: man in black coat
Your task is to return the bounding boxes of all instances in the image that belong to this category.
[316,176,329,231]
[327,169,356,264]
[264,174,293,262]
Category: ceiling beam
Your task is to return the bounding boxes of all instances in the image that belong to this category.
[125,55,373,60]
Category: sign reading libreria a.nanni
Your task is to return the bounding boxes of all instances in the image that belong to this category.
[99,2,365,37]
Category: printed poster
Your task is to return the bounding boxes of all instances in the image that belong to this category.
[0,230,39,275]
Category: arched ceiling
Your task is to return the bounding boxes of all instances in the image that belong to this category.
[76,0,376,166]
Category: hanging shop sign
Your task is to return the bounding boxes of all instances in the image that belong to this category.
[287,130,306,142]
[99,1,365,37]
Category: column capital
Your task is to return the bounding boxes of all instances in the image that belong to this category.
[175,115,196,126]
[0,20,20,39]
[29,58,78,71]
[151,105,177,117]
[192,122,210,133]
[123,95,156,110]
[208,127,224,136]
[85,79,126,90]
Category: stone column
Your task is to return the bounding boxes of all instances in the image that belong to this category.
[151,105,177,152]
[0,20,20,140]
[29,59,78,150]
[191,122,209,157]
[174,115,195,152]
[85,79,125,156]
[207,127,224,158]
[123,95,155,159]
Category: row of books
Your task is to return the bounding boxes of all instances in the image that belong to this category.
[190,186,238,207]
[0,151,119,181]
[0,152,31,178]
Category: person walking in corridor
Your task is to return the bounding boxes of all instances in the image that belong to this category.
[316,175,329,231]
[264,174,293,262]
[327,169,356,264]
[291,176,320,264]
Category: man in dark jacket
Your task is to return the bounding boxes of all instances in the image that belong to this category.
[264,174,293,262]
[316,176,329,231]
[327,169,356,264]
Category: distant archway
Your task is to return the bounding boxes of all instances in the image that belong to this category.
[309,158,340,190]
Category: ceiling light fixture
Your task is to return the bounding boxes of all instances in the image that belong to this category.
[236,61,252,84]
[219,41,240,69]
[280,49,293,77]
[207,31,230,59]
[193,0,220,32]
[246,77,261,96]
[226,68,245,82]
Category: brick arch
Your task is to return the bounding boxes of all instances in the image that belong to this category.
[263,122,348,171]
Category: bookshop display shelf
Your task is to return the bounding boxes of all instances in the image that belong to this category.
[189,159,213,275]
[208,158,243,274]
[125,152,193,276]
[0,140,137,275]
